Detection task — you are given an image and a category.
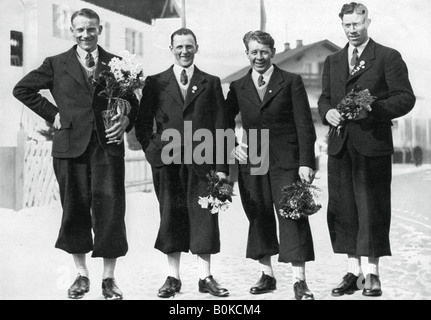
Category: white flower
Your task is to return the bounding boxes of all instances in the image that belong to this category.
[198,196,210,209]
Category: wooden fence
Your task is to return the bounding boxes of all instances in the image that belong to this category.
[20,140,152,208]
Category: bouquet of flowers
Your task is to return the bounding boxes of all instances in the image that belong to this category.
[331,85,376,135]
[198,171,235,214]
[278,180,321,220]
[93,50,145,129]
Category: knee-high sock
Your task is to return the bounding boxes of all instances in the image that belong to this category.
[258,255,274,277]
[366,257,379,276]
[197,254,211,280]
[72,254,89,278]
[347,254,362,276]
[103,258,117,280]
[291,261,306,282]
[167,252,181,279]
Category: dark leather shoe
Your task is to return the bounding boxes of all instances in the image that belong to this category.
[199,275,229,297]
[158,276,182,298]
[331,273,362,297]
[68,275,90,299]
[362,274,382,297]
[102,278,123,300]
[250,272,277,294]
[293,280,314,300]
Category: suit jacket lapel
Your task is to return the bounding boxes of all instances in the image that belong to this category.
[183,66,206,112]
[347,39,376,84]
[63,46,92,93]
[161,66,184,108]
[95,46,111,79]
[335,44,350,85]
[240,70,261,110]
[261,66,283,109]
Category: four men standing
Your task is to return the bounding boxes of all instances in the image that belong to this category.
[13,2,416,300]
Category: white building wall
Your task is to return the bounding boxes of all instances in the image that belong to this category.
[0,0,161,147]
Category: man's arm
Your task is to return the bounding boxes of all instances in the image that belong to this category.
[291,74,317,170]
[366,50,416,123]
[213,77,229,175]
[12,57,59,124]
[134,77,157,151]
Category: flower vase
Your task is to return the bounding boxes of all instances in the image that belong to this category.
[101,99,117,130]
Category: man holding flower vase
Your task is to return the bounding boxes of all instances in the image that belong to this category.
[13,8,139,300]
[318,2,416,297]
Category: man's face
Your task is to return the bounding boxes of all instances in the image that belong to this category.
[342,12,370,47]
[170,34,198,68]
[70,15,102,52]
[246,40,276,74]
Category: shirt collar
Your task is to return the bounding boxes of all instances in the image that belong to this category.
[349,38,370,58]
[252,64,274,86]
[76,46,99,61]
[173,64,195,78]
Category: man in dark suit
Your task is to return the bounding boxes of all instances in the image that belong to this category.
[13,8,138,300]
[318,2,415,297]
[225,31,317,300]
[135,28,230,298]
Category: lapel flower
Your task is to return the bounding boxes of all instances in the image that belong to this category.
[192,85,198,93]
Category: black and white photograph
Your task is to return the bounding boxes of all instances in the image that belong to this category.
[1,0,430,305]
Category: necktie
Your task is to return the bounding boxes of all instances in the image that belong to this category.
[258,75,265,87]
[351,48,359,69]
[85,53,95,68]
[180,69,188,85]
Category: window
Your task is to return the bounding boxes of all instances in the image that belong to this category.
[126,28,143,56]
[11,31,23,67]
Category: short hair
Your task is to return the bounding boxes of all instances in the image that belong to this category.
[170,28,198,46]
[71,8,100,25]
[243,31,275,50]
[339,2,369,20]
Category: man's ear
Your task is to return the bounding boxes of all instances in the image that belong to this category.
[364,18,371,28]
[195,44,199,54]
[98,25,103,35]
[271,48,276,58]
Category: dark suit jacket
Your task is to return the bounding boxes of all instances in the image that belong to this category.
[225,65,316,173]
[318,38,416,156]
[135,65,229,176]
[13,45,139,158]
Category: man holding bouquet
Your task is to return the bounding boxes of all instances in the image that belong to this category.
[13,8,139,300]
[135,28,230,298]
[225,31,317,300]
[318,2,415,297]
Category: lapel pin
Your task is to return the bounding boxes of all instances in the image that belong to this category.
[269,90,272,93]
[192,86,197,93]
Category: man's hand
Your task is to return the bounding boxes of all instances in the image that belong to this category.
[230,142,248,162]
[299,166,315,184]
[106,114,130,145]
[325,109,343,127]
[216,172,227,181]
[53,113,62,130]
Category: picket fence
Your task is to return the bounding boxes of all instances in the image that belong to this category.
[23,140,152,208]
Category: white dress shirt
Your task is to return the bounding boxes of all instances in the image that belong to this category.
[76,46,99,71]
[173,64,195,100]
[348,38,370,71]
[252,64,274,101]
